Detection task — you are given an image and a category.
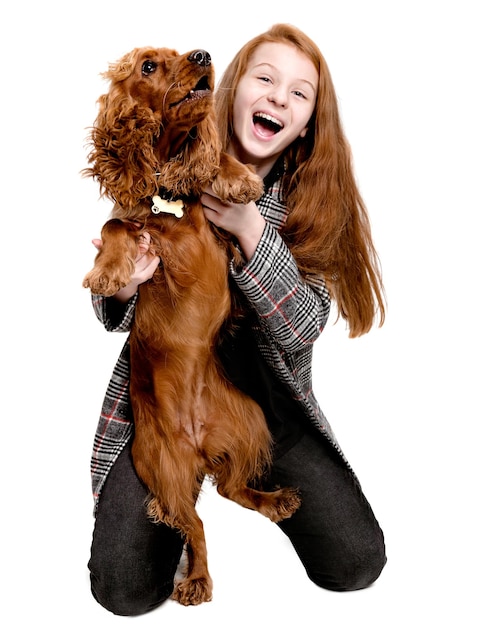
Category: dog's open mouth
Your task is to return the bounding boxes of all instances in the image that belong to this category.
[170,76,212,108]
[252,112,283,136]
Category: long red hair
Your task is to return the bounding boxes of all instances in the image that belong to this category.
[215,23,385,337]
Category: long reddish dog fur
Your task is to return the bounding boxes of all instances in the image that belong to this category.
[82,47,300,605]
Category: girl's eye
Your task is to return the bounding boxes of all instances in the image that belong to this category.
[292,90,306,99]
[258,75,272,83]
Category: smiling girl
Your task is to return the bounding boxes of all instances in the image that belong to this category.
[88,24,386,616]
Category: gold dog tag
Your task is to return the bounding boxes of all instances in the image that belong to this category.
[151,195,184,218]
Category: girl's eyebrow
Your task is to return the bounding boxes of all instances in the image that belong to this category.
[252,63,316,92]
[253,62,275,71]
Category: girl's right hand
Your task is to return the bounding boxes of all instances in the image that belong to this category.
[92,231,160,302]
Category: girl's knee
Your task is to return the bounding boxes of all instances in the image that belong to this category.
[309,542,387,592]
[90,571,172,616]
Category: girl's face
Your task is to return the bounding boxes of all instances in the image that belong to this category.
[229,42,318,179]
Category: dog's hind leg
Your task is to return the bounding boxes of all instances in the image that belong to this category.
[171,514,213,606]
[217,483,301,523]
[146,493,213,606]
[204,385,302,524]
[133,431,214,606]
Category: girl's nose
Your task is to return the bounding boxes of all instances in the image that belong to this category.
[268,86,288,107]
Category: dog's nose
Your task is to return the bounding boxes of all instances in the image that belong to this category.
[188,50,211,67]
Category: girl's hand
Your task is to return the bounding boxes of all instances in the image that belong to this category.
[201,187,266,261]
[91,231,160,302]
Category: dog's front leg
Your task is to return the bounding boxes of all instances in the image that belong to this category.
[83,219,140,296]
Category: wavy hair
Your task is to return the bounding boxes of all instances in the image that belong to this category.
[215,24,385,337]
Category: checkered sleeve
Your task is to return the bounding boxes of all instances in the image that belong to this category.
[91,292,138,332]
[230,222,332,353]
[89,293,137,512]
[90,338,133,510]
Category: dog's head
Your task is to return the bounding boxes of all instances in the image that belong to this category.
[104,47,215,143]
[84,46,222,215]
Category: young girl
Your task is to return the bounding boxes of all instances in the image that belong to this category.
[88,24,386,616]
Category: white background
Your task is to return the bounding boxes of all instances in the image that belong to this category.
[2,0,499,624]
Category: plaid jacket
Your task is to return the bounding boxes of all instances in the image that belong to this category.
[89,180,351,512]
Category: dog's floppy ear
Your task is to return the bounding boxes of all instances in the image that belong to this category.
[102,48,138,82]
[82,49,161,211]
[158,114,222,197]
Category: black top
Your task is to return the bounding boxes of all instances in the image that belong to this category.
[217,312,305,459]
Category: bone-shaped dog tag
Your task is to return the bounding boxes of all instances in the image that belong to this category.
[151,195,184,218]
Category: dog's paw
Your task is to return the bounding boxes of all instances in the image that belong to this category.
[82,268,130,297]
[232,169,264,204]
[265,488,302,523]
[172,576,213,606]
[213,154,264,204]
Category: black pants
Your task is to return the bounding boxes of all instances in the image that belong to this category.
[89,428,386,616]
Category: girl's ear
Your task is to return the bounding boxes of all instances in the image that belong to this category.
[299,127,309,138]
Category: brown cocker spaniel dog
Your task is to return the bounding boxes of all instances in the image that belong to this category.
[82,47,300,606]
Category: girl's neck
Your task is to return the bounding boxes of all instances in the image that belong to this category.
[227,144,278,181]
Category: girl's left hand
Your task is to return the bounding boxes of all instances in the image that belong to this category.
[201,186,266,260]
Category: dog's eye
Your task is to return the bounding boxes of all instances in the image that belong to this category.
[142,60,157,75]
